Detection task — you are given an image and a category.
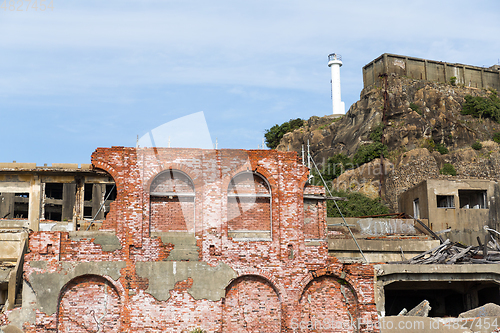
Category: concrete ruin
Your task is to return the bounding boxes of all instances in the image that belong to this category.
[1,148,380,332]
[2,148,500,332]
[363,53,500,91]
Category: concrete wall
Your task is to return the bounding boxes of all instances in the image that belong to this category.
[4,148,379,332]
[398,179,500,245]
[327,217,437,262]
[363,53,500,91]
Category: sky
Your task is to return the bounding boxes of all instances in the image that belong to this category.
[1,0,499,165]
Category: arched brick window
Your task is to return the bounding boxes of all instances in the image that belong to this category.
[227,172,271,240]
[57,275,121,332]
[299,276,358,332]
[150,170,195,232]
[223,275,281,331]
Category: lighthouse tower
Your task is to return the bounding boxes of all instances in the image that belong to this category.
[328,53,346,115]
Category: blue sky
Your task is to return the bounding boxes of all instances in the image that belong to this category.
[1,0,499,165]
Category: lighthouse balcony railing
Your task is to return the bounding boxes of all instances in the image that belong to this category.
[328,54,342,62]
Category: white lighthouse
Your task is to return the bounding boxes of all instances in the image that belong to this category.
[328,53,346,115]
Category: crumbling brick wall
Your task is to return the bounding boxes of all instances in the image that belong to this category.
[15,148,378,333]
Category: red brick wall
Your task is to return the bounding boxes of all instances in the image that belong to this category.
[150,196,195,232]
[227,196,271,231]
[18,148,379,333]
[299,276,358,332]
[304,199,321,239]
[223,275,281,332]
[57,275,121,333]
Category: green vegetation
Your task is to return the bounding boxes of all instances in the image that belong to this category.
[422,139,448,155]
[449,76,457,86]
[348,123,388,166]
[472,141,483,150]
[461,89,500,122]
[435,142,449,155]
[264,118,303,149]
[440,163,457,176]
[369,123,385,142]
[189,329,207,333]
[314,153,353,181]
[318,117,340,130]
[312,123,388,182]
[353,142,388,165]
[493,132,500,144]
[410,102,422,115]
[327,189,390,217]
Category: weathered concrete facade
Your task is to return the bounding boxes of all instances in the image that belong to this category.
[363,53,500,91]
[1,148,379,332]
[0,163,116,232]
[398,179,500,245]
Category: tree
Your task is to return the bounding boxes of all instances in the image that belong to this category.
[327,189,390,217]
[264,118,303,149]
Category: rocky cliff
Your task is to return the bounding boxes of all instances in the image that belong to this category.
[277,76,500,211]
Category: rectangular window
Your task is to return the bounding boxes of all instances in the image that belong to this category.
[45,183,63,200]
[413,198,420,219]
[437,195,455,208]
[459,190,487,209]
[44,204,62,221]
[84,184,93,201]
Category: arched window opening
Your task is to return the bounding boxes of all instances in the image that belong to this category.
[150,170,195,232]
[227,172,271,240]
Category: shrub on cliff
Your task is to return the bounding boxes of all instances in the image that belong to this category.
[353,142,388,165]
[327,189,390,217]
[435,143,449,155]
[440,163,457,176]
[472,141,483,150]
[493,132,500,144]
[314,153,353,181]
[461,90,500,122]
[264,118,303,149]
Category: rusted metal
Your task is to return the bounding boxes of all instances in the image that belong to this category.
[379,73,389,200]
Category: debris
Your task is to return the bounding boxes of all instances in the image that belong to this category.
[397,308,408,316]
[392,234,500,264]
[406,300,431,317]
[458,303,500,318]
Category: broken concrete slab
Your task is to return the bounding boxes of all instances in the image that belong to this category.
[459,303,500,318]
[406,300,431,317]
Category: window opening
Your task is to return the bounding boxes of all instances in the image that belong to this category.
[45,183,63,200]
[459,190,487,209]
[413,198,420,219]
[437,195,454,208]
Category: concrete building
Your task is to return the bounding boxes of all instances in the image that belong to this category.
[363,53,500,91]
[0,163,116,232]
[0,163,116,315]
[398,179,500,245]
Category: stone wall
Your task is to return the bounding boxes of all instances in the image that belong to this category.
[2,148,379,332]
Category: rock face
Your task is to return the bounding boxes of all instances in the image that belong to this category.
[278,76,500,160]
[277,76,500,210]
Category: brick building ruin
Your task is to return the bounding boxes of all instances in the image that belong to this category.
[1,148,379,332]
